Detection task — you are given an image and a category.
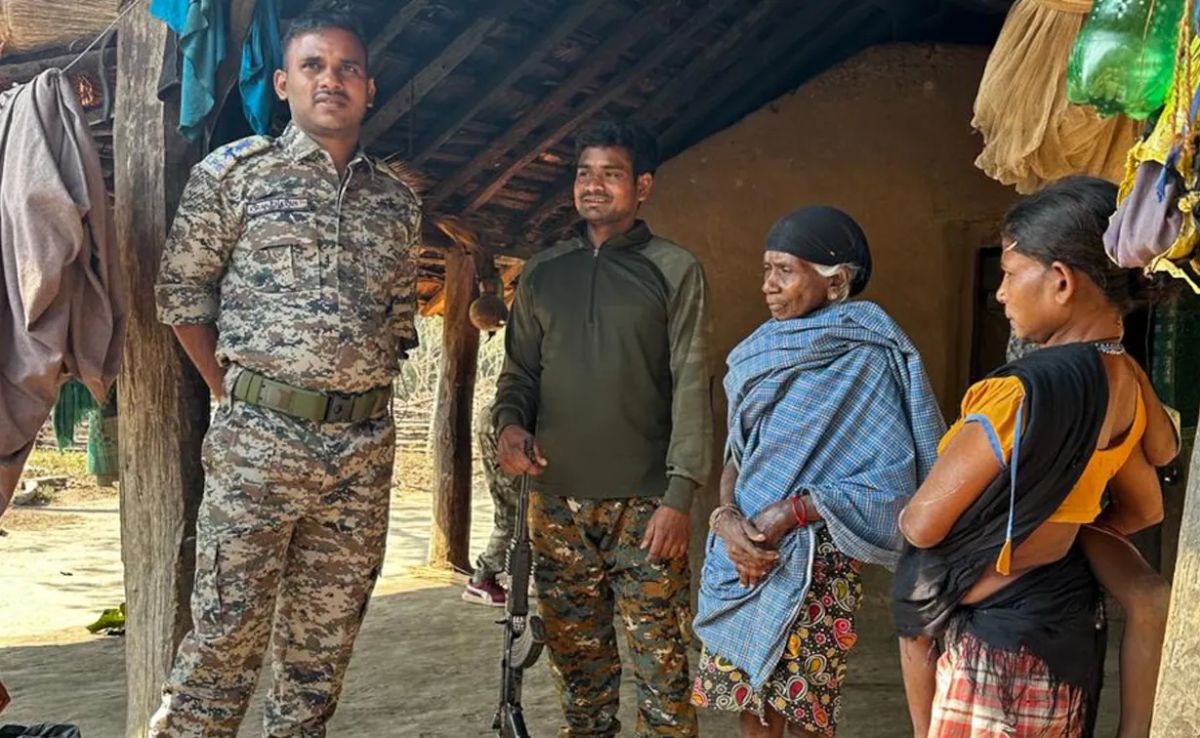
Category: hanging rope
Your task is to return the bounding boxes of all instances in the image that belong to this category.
[60,0,147,74]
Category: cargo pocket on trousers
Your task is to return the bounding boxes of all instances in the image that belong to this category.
[194,541,226,631]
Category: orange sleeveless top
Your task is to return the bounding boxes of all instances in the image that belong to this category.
[940,375,1146,525]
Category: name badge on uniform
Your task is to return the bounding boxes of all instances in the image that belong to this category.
[246,197,311,217]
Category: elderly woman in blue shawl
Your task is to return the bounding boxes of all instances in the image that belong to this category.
[691,207,945,738]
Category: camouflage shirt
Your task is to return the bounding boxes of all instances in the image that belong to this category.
[155,123,421,393]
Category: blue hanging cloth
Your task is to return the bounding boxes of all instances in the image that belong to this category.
[150,0,228,140]
[240,0,283,134]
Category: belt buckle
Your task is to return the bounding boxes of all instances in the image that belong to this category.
[324,392,355,422]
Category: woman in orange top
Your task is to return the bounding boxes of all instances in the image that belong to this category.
[894,176,1178,738]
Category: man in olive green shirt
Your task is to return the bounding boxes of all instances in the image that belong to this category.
[494,119,712,737]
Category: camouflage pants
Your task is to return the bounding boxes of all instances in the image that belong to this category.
[530,492,697,738]
[474,473,520,580]
[148,397,394,738]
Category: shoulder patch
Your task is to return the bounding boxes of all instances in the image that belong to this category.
[198,135,273,180]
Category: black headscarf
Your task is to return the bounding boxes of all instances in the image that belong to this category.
[764,206,873,295]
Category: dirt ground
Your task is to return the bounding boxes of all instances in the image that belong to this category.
[0,448,1122,737]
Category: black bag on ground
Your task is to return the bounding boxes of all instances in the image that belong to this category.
[0,725,82,737]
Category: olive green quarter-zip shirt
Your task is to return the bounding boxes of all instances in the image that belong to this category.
[492,220,713,511]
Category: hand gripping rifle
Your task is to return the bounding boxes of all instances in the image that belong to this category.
[493,467,545,737]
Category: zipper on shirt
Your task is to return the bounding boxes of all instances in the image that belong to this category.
[587,246,600,324]
[334,165,356,248]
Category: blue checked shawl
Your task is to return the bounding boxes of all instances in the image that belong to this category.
[694,301,944,687]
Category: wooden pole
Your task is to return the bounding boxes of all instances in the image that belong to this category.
[428,246,480,570]
[1152,426,1200,737]
[116,2,258,733]
[114,5,207,736]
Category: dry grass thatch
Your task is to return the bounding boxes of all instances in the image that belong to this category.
[0,0,118,57]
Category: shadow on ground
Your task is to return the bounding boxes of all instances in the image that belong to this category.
[0,570,1121,737]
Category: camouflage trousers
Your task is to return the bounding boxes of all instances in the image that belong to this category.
[529,492,697,738]
[148,396,394,738]
[473,473,520,580]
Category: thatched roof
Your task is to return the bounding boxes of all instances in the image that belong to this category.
[0,0,117,57]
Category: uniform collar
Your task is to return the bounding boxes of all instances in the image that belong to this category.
[279,122,371,172]
[576,219,654,250]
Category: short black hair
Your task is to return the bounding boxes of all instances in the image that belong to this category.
[1002,176,1142,314]
[574,119,660,176]
[282,12,370,69]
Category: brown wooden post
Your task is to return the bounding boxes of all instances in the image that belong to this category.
[114,5,207,735]
[1151,422,1200,737]
[428,245,480,570]
[115,2,257,733]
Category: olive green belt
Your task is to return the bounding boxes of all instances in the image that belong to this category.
[231,369,391,423]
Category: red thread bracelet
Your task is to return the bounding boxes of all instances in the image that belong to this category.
[791,495,808,527]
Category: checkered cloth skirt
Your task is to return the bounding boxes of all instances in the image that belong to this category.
[929,630,1088,738]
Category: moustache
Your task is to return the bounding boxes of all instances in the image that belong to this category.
[314,91,349,103]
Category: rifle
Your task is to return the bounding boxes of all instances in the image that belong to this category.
[492,471,545,737]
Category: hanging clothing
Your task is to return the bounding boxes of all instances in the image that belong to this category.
[971,0,1139,193]
[52,378,98,449]
[694,301,944,688]
[1105,35,1200,290]
[239,0,282,135]
[150,0,227,140]
[0,69,124,505]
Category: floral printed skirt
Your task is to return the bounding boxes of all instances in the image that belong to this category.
[690,526,863,736]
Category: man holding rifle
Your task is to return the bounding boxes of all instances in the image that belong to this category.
[493,119,713,738]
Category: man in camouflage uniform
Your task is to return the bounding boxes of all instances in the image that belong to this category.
[149,14,419,737]
[462,399,520,606]
[494,120,712,737]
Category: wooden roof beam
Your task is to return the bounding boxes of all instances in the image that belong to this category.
[522,1,785,228]
[459,0,741,216]
[367,0,433,62]
[658,2,846,153]
[407,0,607,168]
[424,1,675,206]
[636,0,781,125]
[362,0,523,147]
[0,47,113,83]
[696,4,889,149]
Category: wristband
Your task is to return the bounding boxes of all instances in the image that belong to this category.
[792,495,809,527]
[709,504,739,530]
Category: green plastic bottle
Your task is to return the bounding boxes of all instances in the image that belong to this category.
[1067,0,1187,120]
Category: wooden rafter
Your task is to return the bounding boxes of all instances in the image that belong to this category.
[700,3,886,146]
[0,47,113,83]
[407,0,607,168]
[424,1,674,206]
[459,0,741,216]
[636,0,781,125]
[654,6,841,154]
[362,0,523,146]
[521,0,786,229]
[367,0,433,62]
